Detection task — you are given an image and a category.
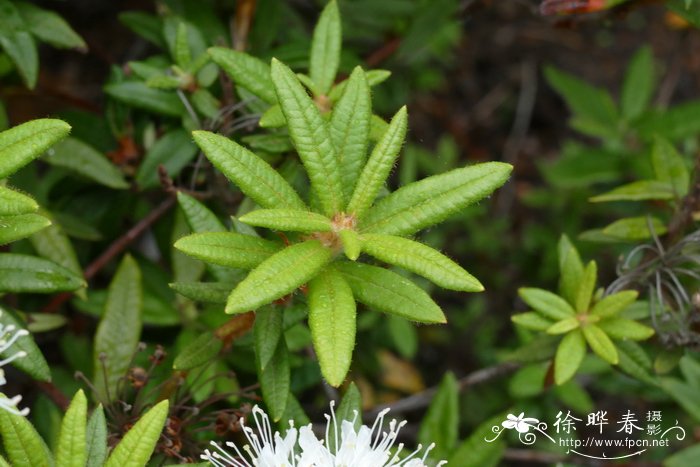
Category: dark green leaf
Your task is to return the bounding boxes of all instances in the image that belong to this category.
[173,331,222,370]
[104,82,185,117]
[0,306,50,381]
[136,130,198,188]
[0,253,85,293]
[85,405,107,467]
[418,372,458,460]
[259,336,290,422]
[254,306,284,371]
[15,2,86,50]
[621,46,654,121]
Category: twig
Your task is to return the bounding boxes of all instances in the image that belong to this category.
[37,381,70,411]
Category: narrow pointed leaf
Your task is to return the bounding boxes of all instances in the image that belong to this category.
[554,329,586,385]
[0,406,53,467]
[0,306,50,381]
[558,234,584,305]
[602,216,667,240]
[254,306,283,371]
[348,106,407,217]
[259,104,285,128]
[56,390,87,467]
[0,119,70,179]
[0,253,85,293]
[15,2,86,50]
[169,281,231,303]
[418,372,459,460]
[330,66,371,200]
[104,82,185,116]
[336,383,362,432]
[591,290,638,318]
[0,186,38,215]
[226,241,333,314]
[582,324,619,364]
[621,46,654,121]
[546,317,580,335]
[173,331,222,370]
[308,268,356,387]
[336,262,445,323]
[361,234,482,291]
[590,180,674,202]
[339,229,361,260]
[46,136,129,189]
[85,405,107,467]
[652,136,690,197]
[597,318,654,341]
[328,69,392,101]
[193,131,307,210]
[0,31,37,89]
[240,209,332,232]
[136,129,197,189]
[575,261,597,313]
[309,0,341,95]
[511,312,554,331]
[30,219,84,296]
[174,232,281,269]
[93,255,142,402]
[271,59,344,215]
[104,400,169,467]
[0,214,50,245]
[208,47,276,104]
[259,336,290,422]
[518,288,575,320]
[360,162,512,236]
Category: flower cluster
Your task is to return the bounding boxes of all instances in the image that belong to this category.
[202,403,447,467]
[0,312,29,416]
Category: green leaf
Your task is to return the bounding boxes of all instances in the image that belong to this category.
[339,229,361,261]
[118,11,165,48]
[258,336,290,422]
[0,405,53,467]
[85,405,107,467]
[330,66,371,201]
[192,131,307,210]
[0,253,85,293]
[191,88,220,118]
[104,82,185,116]
[635,100,700,141]
[169,281,230,303]
[621,46,654,121]
[104,400,169,467]
[590,290,638,318]
[136,129,198,188]
[173,331,222,370]
[308,267,356,387]
[336,262,445,323]
[598,318,654,341]
[447,412,506,467]
[664,444,700,467]
[582,324,618,364]
[336,383,362,432]
[558,234,584,305]
[56,390,87,467]
[347,106,407,217]
[511,312,553,331]
[271,59,344,215]
[518,287,575,320]
[660,377,700,422]
[554,329,586,385]
[226,240,333,314]
[208,47,276,104]
[15,2,86,50]
[359,162,512,236]
[93,255,142,402]
[0,119,70,179]
[616,340,655,384]
[590,180,674,202]
[0,214,50,245]
[30,219,84,297]
[259,104,285,128]
[240,209,332,232]
[602,216,667,240]
[575,261,597,313]
[546,317,580,335]
[0,30,37,89]
[254,306,283,371]
[309,0,341,95]
[328,69,391,101]
[652,136,690,197]
[418,372,458,460]
[361,233,482,291]
[174,22,191,68]
[0,186,38,215]
[174,232,281,269]
[0,306,50,381]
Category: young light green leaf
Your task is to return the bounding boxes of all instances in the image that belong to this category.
[328,69,392,102]
[361,233,482,291]
[575,261,597,313]
[546,317,580,335]
[582,324,618,364]
[0,214,50,245]
[597,318,654,341]
[330,66,371,201]
[590,290,638,318]
[589,180,674,202]
[174,232,281,269]
[254,306,283,371]
[85,405,107,467]
[309,0,341,95]
[511,312,554,331]
[208,47,276,104]
[0,404,53,467]
[226,240,333,314]
[602,216,667,240]
[518,288,575,320]
[136,129,197,188]
[0,186,38,215]
[339,229,361,261]
[308,267,356,387]
[359,162,512,236]
[558,234,584,306]
[173,331,223,370]
[417,372,458,461]
[259,104,285,128]
[554,329,586,385]
[621,46,654,121]
[0,31,37,89]
[0,253,85,293]
[56,389,87,467]
[347,106,407,217]
[104,82,185,116]
[192,130,307,210]
[259,336,290,422]
[652,136,690,197]
[271,59,344,215]
[0,119,70,179]
[93,255,142,402]
[169,281,231,303]
[240,209,332,232]
[0,306,50,381]
[104,400,169,467]
[336,262,445,323]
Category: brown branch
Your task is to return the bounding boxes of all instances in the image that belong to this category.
[37,381,71,412]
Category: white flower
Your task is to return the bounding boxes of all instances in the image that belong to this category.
[501,413,538,434]
[202,402,447,467]
[0,312,29,416]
